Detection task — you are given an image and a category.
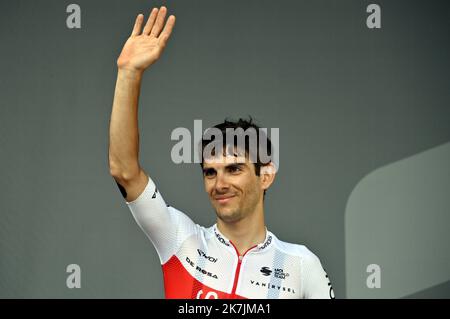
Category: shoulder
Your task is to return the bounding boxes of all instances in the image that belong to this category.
[272,234,323,265]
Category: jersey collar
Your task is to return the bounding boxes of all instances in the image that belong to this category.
[212,224,274,252]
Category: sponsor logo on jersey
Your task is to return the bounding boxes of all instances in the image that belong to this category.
[324,271,335,299]
[260,267,272,276]
[250,280,296,294]
[186,257,218,279]
[214,228,230,246]
[260,267,290,279]
[197,249,218,263]
[274,268,290,279]
[259,235,272,250]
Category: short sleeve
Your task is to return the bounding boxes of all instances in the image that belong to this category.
[302,249,335,299]
[126,177,197,264]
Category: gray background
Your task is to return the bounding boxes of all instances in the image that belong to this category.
[0,0,449,298]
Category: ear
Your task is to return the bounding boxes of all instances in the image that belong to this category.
[259,162,276,192]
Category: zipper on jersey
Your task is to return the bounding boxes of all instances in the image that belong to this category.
[229,242,257,298]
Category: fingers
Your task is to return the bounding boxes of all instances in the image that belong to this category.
[130,6,173,38]
[158,15,176,47]
[131,13,144,36]
[142,8,158,35]
[150,6,168,37]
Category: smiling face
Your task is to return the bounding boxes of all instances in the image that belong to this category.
[202,154,267,224]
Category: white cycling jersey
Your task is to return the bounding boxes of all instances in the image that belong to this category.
[125,176,334,299]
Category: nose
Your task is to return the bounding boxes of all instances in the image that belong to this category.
[214,171,230,193]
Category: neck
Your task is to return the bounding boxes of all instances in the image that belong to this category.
[217,202,266,256]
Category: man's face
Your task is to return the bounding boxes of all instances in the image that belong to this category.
[202,154,263,223]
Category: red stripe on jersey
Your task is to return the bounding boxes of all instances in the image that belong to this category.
[162,255,246,299]
[229,242,257,298]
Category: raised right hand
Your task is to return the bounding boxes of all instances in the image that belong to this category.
[117,6,176,73]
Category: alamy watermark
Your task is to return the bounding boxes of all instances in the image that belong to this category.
[66,264,81,289]
[170,120,280,172]
[66,4,81,29]
[366,264,381,289]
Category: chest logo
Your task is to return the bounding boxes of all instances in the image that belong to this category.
[197,249,218,263]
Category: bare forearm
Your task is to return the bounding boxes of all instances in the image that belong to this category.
[108,6,175,198]
[109,68,144,178]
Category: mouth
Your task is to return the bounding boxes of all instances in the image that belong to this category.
[214,195,236,204]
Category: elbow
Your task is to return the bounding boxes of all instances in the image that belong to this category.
[109,166,124,180]
[108,157,121,177]
[109,160,139,182]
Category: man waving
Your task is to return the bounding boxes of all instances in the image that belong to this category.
[109,6,334,299]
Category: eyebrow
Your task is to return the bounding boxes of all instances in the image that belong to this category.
[225,163,246,169]
[202,163,246,173]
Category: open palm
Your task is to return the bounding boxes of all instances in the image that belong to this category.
[117,7,176,72]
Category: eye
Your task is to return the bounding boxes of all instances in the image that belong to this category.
[203,168,216,178]
[227,165,241,174]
